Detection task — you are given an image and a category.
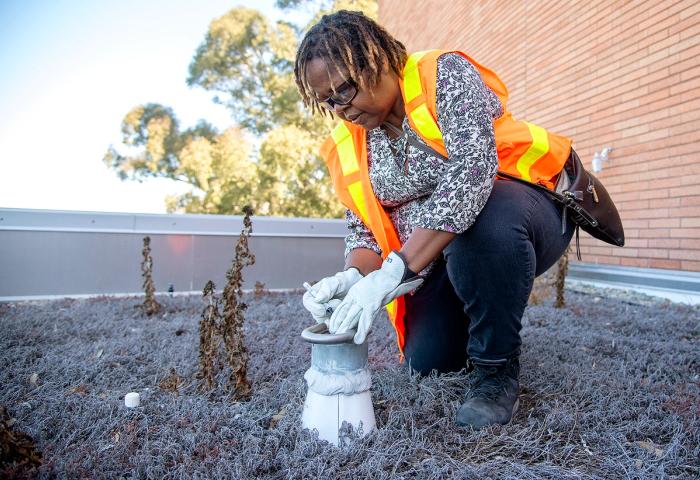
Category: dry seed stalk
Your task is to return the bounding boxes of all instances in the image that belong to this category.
[159,368,184,396]
[529,249,570,307]
[141,236,162,316]
[554,249,569,308]
[0,405,42,471]
[221,206,255,400]
[254,281,266,297]
[197,280,221,391]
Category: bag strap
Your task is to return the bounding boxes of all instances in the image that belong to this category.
[384,122,448,161]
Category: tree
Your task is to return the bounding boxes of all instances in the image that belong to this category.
[275,0,377,21]
[256,124,338,216]
[103,104,257,215]
[104,0,376,218]
[187,8,300,136]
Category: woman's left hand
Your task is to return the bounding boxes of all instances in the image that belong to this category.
[328,251,423,344]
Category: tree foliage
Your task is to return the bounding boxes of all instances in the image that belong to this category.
[104,104,256,215]
[104,0,377,218]
[187,8,300,135]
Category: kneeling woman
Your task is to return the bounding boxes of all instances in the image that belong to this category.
[297,10,574,429]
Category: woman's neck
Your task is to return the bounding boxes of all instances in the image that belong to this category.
[383,86,406,138]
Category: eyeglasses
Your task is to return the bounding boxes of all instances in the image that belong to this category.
[318,79,358,110]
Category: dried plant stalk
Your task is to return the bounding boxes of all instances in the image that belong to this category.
[197,280,221,391]
[159,368,184,396]
[254,281,266,297]
[221,205,255,400]
[141,236,162,316]
[0,405,42,471]
[529,274,548,306]
[554,249,569,308]
[529,249,570,307]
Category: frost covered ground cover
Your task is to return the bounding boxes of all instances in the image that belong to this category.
[1,287,699,479]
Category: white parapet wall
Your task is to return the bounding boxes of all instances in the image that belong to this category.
[0,208,347,300]
[2,208,699,303]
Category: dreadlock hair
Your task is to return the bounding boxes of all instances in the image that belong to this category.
[294,10,407,116]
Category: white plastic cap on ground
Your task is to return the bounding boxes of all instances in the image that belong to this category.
[124,392,140,408]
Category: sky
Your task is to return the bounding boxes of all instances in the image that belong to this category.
[0,0,309,214]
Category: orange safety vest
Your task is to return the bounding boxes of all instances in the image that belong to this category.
[320,49,572,354]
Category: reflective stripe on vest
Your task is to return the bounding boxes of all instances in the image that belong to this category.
[327,121,403,352]
[518,122,550,182]
[331,122,359,176]
[403,51,443,141]
[401,50,569,188]
[331,123,369,223]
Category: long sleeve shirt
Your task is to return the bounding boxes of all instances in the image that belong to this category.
[343,52,503,276]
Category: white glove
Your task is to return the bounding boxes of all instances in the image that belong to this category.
[328,251,423,344]
[302,267,363,324]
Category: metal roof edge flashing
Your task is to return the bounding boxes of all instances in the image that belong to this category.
[568,262,700,294]
[0,208,346,237]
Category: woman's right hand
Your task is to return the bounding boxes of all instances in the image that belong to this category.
[302,268,364,323]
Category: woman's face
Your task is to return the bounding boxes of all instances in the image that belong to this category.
[305,57,401,131]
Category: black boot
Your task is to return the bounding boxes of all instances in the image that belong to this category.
[456,357,520,429]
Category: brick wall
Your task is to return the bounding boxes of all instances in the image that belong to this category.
[379,0,700,271]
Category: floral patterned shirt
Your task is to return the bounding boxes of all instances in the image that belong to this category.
[344,52,503,276]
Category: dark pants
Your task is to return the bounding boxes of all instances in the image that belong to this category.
[403,179,575,375]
